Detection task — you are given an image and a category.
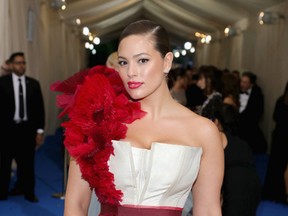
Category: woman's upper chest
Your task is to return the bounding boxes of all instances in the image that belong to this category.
[124,118,199,149]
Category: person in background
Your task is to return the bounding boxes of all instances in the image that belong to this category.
[1,59,12,76]
[55,20,224,216]
[231,70,240,81]
[0,52,45,202]
[185,67,206,112]
[105,51,118,70]
[169,67,188,106]
[221,73,240,109]
[212,103,261,216]
[262,81,288,204]
[238,71,267,154]
[197,65,223,119]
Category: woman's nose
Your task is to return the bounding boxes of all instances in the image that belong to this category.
[127,65,136,77]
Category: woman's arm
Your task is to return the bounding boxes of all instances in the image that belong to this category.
[192,119,224,216]
[64,159,92,216]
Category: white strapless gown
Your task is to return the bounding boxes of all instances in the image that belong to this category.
[88,141,202,214]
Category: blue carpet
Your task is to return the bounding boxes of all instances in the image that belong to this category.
[0,132,64,216]
[0,131,287,215]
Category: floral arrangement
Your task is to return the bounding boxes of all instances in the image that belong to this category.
[50,66,146,205]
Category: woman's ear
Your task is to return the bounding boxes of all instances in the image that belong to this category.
[164,52,173,73]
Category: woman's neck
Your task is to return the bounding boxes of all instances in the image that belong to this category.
[140,83,175,120]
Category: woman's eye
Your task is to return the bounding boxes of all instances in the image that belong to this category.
[139,58,149,64]
[118,60,127,66]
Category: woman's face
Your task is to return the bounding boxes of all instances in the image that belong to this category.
[117,34,172,100]
[197,74,206,90]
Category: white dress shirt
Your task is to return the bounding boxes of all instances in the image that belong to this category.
[12,73,27,123]
[239,88,252,113]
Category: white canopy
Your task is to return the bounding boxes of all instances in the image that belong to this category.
[60,0,286,44]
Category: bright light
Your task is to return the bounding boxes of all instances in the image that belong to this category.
[76,19,81,25]
[93,37,100,45]
[195,32,201,37]
[205,35,212,44]
[190,47,195,53]
[258,12,265,25]
[174,51,180,58]
[92,49,96,55]
[224,27,230,35]
[181,50,187,56]
[201,38,206,43]
[89,35,93,41]
[82,27,89,36]
[89,44,94,50]
[61,5,66,10]
[85,42,90,49]
[184,42,192,50]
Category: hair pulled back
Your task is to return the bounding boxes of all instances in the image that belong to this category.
[119,20,171,58]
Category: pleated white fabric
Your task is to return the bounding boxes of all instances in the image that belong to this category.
[109,141,202,208]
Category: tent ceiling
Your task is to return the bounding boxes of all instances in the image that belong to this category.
[59,0,285,45]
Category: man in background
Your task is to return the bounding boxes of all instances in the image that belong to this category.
[0,52,45,202]
[238,71,267,154]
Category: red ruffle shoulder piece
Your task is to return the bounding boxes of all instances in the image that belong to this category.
[50,65,146,205]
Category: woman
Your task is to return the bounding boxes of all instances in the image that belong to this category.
[196,65,223,119]
[53,20,224,216]
[221,73,240,109]
[169,67,188,106]
[212,104,261,216]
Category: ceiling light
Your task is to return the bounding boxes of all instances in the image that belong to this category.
[174,51,180,58]
[82,27,89,36]
[205,35,212,44]
[258,11,284,25]
[93,37,100,45]
[224,26,237,37]
[51,0,66,10]
[76,19,81,25]
[184,42,192,50]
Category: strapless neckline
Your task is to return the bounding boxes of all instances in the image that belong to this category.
[112,140,202,151]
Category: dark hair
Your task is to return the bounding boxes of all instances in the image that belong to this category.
[192,73,199,81]
[213,103,240,135]
[9,52,24,62]
[198,65,222,95]
[221,73,240,108]
[168,67,187,89]
[242,71,257,84]
[118,20,171,58]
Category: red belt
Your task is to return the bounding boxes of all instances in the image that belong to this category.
[100,203,182,216]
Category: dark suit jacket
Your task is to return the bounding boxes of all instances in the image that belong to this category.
[0,74,45,133]
[240,84,264,124]
[239,84,267,153]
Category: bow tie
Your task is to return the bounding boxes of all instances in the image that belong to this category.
[241,91,249,95]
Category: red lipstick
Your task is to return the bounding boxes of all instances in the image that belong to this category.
[127,81,143,89]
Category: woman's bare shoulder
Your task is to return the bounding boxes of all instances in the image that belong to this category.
[167,106,220,147]
[180,111,221,148]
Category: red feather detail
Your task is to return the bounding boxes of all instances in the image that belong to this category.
[51,65,146,205]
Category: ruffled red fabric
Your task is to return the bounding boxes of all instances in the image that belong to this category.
[50,66,146,205]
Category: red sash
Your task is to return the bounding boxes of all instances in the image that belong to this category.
[100,204,182,216]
